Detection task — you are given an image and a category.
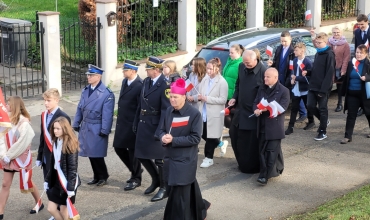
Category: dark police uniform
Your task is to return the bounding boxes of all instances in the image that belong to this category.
[134,56,171,201]
[113,60,143,190]
[73,64,115,186]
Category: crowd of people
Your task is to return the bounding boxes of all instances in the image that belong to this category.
[0,13,370,220]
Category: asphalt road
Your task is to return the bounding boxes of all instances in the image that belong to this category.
[3,90,370,220]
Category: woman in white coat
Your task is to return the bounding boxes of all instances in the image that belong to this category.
[198,57,228,168]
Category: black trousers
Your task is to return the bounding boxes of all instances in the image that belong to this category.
[202,122,220,159]
[89,157,109,180]
[307,90,329,132]
[336,83,343,105]
[344,90,370,139]
[138,158,164,184]
[114,147,142,183]
[258,134,284,179]
[289,94,314,128]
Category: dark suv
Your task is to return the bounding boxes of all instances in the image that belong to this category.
[182,27,317,74]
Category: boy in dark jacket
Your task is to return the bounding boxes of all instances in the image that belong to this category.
[306,32,335,141]
[285,43,314,135]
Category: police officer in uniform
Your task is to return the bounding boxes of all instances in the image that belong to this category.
[113,60,143,191]
[134,56,171,202]
[73,64,115,187]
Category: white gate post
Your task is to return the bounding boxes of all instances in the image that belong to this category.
[307,0,322,29]
[37,11,62,95]
[96,0,117,85]
[178,0,196,53]
[247,0,264,28]
[358,0,370,16]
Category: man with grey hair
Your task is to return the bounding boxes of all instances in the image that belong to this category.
[228,50,267,173]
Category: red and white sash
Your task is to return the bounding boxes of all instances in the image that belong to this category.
[5,128,33,193]
[53,141,80,220]
[41,110,53,152]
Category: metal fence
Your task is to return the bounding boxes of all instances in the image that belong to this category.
[0,16,45,99]
[197,0,247,45]
[117,0,178,61]
[322,0,358,20]
[264,0,307,28]
[60,18,101,91]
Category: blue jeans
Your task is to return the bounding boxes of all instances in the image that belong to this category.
[299,99,307,117]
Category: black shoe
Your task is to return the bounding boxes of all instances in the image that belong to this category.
[304,122,315,130]
[357,108,363,117]
[124,181,141,191]
[0,214,3,219]
[314,131,327,141]
[96,179,107,187]
[335,104,342,112]
[257,178,267,185]
[151,188,168,202]
[30,203,44,214]
[87,179,99,185]
[296,115,307,123]
[144,181,160,194]
[285,127,293,135]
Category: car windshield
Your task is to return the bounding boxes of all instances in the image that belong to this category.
[196,49,230,70]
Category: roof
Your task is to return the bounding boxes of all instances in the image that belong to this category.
[205,27,311,49]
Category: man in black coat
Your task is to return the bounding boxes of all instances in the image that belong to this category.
[134,56,171,202]
[253,68,290,185]
[158,78,210,220]
[228,50,266,173]
[113,60,143,191]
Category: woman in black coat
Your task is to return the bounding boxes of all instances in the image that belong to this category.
[45,117,80,220]
[340,44,370,144]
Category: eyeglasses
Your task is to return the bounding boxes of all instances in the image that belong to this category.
[87,74,97,78]
[315,41,325,45]
[332,32,340,34]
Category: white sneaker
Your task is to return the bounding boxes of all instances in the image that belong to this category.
[200,157,214,168]
[219,140,228,157]
[48,217,55,220]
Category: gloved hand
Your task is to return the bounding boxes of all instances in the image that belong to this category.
[3,156,10,164]
[132,126,137,134]
[44,182,49,191]
[35,160,42,167]
[73,127,80,132]
[67,191,75,198]
[99,132,107,137]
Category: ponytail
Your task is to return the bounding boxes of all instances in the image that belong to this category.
[208,57,222,73]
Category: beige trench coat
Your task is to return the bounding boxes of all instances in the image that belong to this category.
[198,74,228,138]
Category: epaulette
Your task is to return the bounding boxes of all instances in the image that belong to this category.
[106,87,113,93]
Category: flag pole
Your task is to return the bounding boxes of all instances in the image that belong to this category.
[168,127,172,135]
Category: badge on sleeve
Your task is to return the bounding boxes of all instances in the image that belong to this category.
[165,89,170,99]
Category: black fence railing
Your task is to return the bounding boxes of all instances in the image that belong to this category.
[264,0,307,28]
[60,18,100,91]
[197,0,247,45]
[322,0,358,21]
[0,16,45,99]
[117,0,178,61]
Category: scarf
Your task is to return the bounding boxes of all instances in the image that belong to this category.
[316,45,329,53]
[328,36,347,46]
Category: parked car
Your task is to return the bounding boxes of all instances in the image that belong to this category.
[182,27,354,77]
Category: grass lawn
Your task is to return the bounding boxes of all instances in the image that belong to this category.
[286,184,370,220]
[1,0,78,22]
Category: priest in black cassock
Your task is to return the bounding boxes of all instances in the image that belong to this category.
[157,78,210,220]
[253,68,290,185]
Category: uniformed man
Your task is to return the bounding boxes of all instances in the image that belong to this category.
[134,56,171,202]
[113,60,143,191]
[73,64,115,187]
[158,78,211,219]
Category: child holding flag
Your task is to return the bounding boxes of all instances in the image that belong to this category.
[45,116,80,220]
[186,57,206,109]
[0,96,43,219]
[285,43,314,135]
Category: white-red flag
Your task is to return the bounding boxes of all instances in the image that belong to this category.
[33,190,45,213]
[185,79,194,92]
[67,197,80,220]
[171,116,190,128]
[300,63,305,70]
[352,57,360,72]
[0,87,11,137]
[266,45,273,57]
[305,10,312,20]
[268,101,285,118]
[289,60,294,70]
[257,98,269,110]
